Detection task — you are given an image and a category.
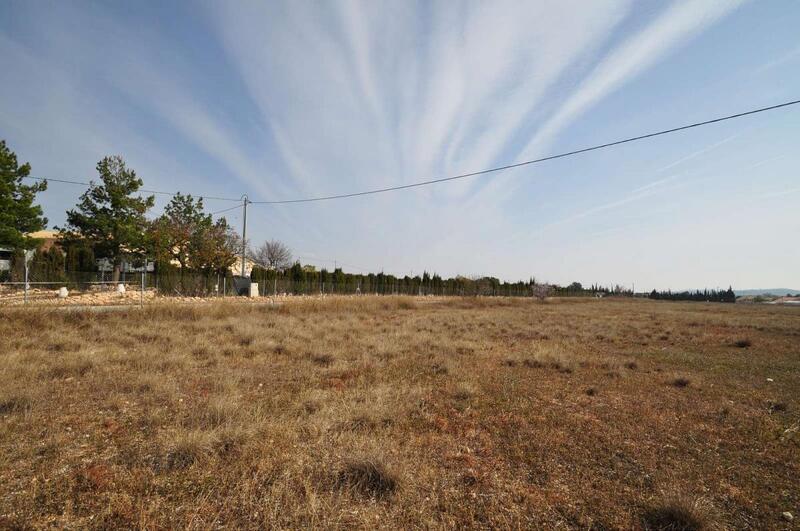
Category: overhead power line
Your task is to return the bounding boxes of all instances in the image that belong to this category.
[250,98,800,205]
[295,255,370,272]
[21,99,799,207]
[22,176,242,203]
[209,204,243,216]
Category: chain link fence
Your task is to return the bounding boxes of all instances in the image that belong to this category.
[1,253,147,306]
[251,277,535,297]
[0,253,542,306]
[0,254,227,306]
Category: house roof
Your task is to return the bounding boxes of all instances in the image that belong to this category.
[29,230,59,240]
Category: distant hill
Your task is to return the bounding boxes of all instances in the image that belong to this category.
[735,289,800,297]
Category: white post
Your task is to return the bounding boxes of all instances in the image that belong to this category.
[24,258,29,304]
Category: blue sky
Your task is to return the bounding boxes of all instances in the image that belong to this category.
[1,0,798,290]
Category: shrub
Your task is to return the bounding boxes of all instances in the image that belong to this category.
[337,415,377,432]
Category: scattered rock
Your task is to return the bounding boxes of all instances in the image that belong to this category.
[782,512,793,522]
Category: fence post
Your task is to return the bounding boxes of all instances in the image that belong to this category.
[24,257,29,305]
[140,260,145,308]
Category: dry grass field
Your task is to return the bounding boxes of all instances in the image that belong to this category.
[1,297,798,529]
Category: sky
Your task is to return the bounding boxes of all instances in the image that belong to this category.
[1,0,798,291]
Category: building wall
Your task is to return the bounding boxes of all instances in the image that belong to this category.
[0,248,13,271]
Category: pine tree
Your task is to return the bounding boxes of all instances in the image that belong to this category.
[0,140,48,250]
[61,156,154,281]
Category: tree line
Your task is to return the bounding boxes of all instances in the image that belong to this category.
[0,140,554,296]
[1,139,738,300]
[648,288,736,303]
[1,140,242,286]
[250,266,544,297]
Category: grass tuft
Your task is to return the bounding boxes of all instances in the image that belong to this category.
[643,497,709,530]
[452,384,474,401]
[163,431,214,471]
[430,362,449,374]
[670,377,691,388]
[336,459,397,498]
[0,396,31,415]
[192,346,211,359]
[214,426,250,458]
[164,446,197,471]
[47,357,94,379]
[337,415,378,432]
[311,353,334,366]
[767,400,787,413]
[303,400,320,414]
[523,359,545,369]
[273,344,288,355]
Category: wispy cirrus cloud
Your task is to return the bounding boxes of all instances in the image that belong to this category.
[207,1,633,198]
[756,187,800,200]
[203,0,638,273]
[519,0,747,160]
[202,0,757,281]
[3,0,795,289]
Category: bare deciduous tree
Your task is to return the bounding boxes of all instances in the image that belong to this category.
[250,239,292,271]
[531,283,552,301]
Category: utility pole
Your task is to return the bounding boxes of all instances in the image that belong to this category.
[240,195,249,278]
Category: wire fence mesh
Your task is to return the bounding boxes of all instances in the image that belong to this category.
[0,257,543,306]
[0,250,607,306]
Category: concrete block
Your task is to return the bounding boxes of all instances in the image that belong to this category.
[249,283,259,297]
